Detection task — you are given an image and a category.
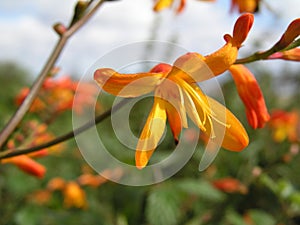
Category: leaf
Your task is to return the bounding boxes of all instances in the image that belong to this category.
[146,187,182,225]
[248,210,276,225]
[175,179,225,202]
[225,209,248,225]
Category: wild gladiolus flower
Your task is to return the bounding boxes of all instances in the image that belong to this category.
[94,56,249,169]
[229,64,270,129]
[94,14,254,168]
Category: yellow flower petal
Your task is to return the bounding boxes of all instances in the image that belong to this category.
[202,96,249,151]
[94,68,167,97]
[135,96,167,169]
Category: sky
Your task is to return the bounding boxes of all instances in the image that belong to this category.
[0,0,299,78]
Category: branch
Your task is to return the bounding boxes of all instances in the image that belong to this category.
[0,98,130,160]
[235,38,300,64]
[0,0,106,149]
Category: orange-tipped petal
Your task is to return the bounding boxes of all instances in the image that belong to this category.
[135,96,167,169]
[94,68,167,97]
[232,13,254,47]
[229,65,270,129]
[202,95,249,151]
[2,155,46,178]
[273,18,300,50]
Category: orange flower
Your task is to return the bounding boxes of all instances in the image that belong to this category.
[212,177,248,194]
[16,76,99,115]
[230,0,260,13]
[15,88,46,112]
[1,155,46,178]
[94,15,254,169]
[268,110,299,143]
[63,181,87,209]
[95,59,248,169]
[229,64,270,129]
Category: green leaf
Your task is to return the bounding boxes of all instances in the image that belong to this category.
[248,210,276,225]
[225,209,248,225]
[175,179,225,202]
[146,187,182,225]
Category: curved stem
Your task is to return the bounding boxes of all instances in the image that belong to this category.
[0,0,106,149]
[0,98,130,160]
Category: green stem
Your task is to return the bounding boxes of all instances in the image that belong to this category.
[0,0,106,149]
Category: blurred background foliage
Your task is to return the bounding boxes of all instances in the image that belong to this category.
[0,60,300,225]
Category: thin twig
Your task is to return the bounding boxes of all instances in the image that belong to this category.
[0,0,106,149]
[0,98,130,160]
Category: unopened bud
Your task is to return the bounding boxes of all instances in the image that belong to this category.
[53,23,67,36]
[273,18,300,50]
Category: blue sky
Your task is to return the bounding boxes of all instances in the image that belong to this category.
[0,0,299,78]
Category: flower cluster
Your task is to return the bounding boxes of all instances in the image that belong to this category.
[1,120,62,178]
[16,76,100,116]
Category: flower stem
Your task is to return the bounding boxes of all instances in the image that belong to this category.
[0,0,106,149]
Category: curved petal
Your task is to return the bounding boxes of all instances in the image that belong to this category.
[201,95,249,152]
[178,81,248,151]
[135,96,167,169]
[232,13,254,47]
[229,64,270,129]
[94,68,167,97]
